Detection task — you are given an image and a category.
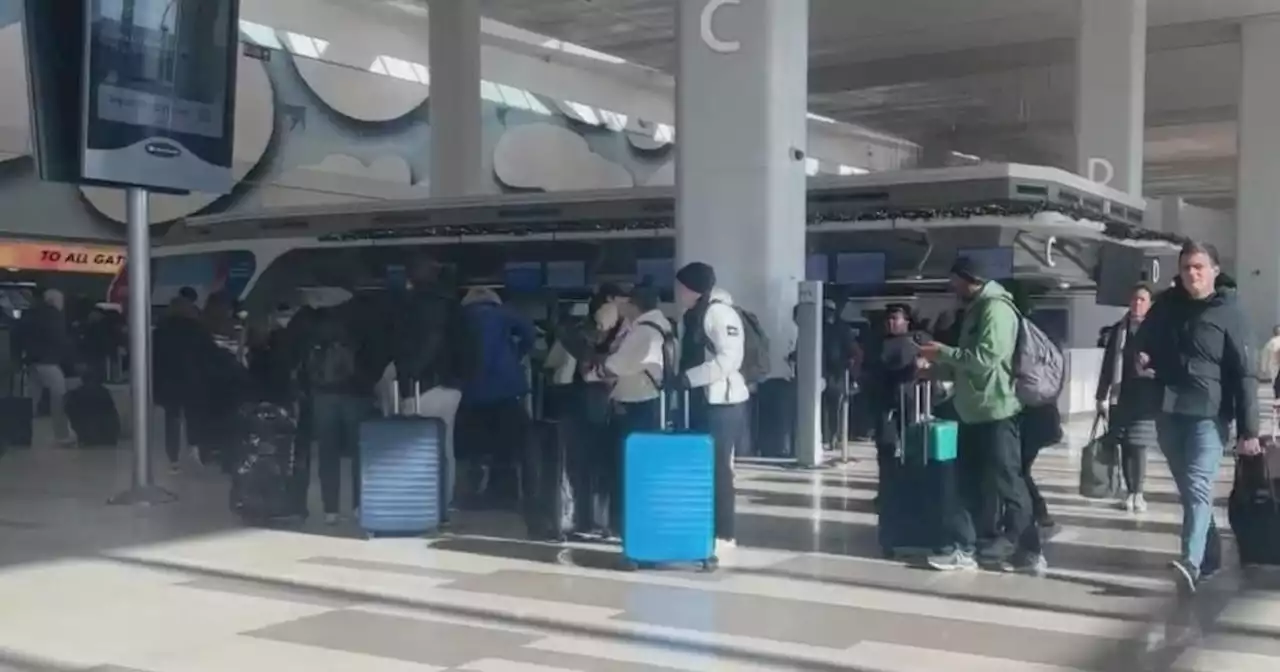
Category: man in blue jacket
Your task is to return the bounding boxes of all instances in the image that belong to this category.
[456,288,537,501]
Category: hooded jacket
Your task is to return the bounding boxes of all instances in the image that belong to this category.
[1134,273,1259,438]
[460,290,537,404]
[933,280,1022,423]
[605,308,672,403]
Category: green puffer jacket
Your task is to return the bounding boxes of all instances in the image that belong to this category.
[936,281,1023,423]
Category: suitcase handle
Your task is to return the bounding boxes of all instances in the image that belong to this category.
[897,381,933,465]
[391,380,422,416]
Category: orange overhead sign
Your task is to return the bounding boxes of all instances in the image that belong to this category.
[0,242,125,275]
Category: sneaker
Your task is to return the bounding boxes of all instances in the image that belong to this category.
[1003,553,1049,577]
[715,538,737,556]
[1118,494,1136,512]
[1170,559,1198,595]
[1132,494,1148,513]
[927,550,978,572]
[324,513,339,526]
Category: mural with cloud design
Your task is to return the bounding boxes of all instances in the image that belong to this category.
[0,15,675,238]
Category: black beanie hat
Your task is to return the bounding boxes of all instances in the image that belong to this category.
[950,255,986,284]
[675,262,717,295]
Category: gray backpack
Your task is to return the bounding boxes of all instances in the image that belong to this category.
[997,297,1065,407]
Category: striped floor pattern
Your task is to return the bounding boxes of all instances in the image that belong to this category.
[0,414,1277,671]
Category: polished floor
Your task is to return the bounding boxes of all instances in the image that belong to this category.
[0,413,1277,672]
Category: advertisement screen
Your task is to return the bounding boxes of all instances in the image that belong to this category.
[545,261,586,289]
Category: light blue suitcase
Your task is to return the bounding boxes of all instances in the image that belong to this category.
[621,391,717,572]
[358,385,444,538]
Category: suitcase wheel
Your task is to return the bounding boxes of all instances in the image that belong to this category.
[620,559,639,572]
[700,558,718,573]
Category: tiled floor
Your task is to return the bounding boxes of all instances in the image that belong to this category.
[0,413,1278,671]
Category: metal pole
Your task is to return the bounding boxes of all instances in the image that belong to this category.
[794,281,824,469]
[128,188,151,487]
[109,187,175,505]
[839,369,851,463]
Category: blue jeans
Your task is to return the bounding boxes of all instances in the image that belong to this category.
[313,393,373,515]
[1156,414,1224,574]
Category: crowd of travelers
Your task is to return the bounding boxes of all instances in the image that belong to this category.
[8,238,1271,591]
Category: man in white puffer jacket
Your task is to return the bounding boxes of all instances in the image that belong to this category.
[672,262,749,555]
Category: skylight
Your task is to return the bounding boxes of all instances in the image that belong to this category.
[839,165,870,175]
[807,113,838,124]
[284,31,329,59]
[239,20,282,49]
[805,158,822,176]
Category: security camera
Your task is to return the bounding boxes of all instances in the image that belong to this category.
[791,148,805,161]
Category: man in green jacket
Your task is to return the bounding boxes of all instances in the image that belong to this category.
[917,256,1042,575]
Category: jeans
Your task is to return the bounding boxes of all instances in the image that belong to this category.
[1157,413,1225,574]
[619,398,663,434]
[1115,415,1156,495]
[30,364,70,443]
[690,400,747,542]
[946,416,1034,557]
[1021,433,1048,527]
[402,386,462,509]
[313,392,372,515]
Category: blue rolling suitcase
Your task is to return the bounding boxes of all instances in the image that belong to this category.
[359,383,444,538]
[621,391,718,572]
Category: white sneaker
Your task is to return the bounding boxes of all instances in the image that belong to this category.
[1117,494,1135,512]
[715,538,737,556]
[1132,494,1148,513]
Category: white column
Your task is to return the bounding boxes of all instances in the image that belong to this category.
[1075,0,1147,195]
[676,0,809,376]
[1236,18,1280,342]
[428,0,483,197]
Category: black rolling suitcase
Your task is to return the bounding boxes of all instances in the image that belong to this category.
[230,403,309,524]
[877,383,958,558]
[0,368,33,451]
[1228,417,1280,567]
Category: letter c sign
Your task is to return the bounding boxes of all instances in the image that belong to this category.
[701,0,741,53]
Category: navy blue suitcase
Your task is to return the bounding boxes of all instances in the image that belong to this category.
[877,384,957,558]
[621,390,717,572]
[359,384,445,538]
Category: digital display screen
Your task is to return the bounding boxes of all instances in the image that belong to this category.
[545,261,586,289]
[955,247,1014,279]
[636,258,674,288]
[834,252,887,286]
[806,254,829,282]
[502,261,542,292]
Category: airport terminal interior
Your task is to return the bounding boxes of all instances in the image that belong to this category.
[2,0,1280,670]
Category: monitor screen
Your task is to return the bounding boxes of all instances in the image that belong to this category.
[545,261,586,289]
[806,254,829,282]
[955,247,1014,279]
[636,258,674,288]
[834,252,887,286]
[502,262,542,292]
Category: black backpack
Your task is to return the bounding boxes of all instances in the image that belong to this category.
[307,315,358,388]
[637,320,677,389]
[711,301,771,385]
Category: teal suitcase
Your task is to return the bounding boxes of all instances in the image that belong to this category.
[901,384,957,464]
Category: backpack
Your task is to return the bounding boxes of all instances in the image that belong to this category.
[996,297,1065,407]
[307,316,358,388]
[712,301,771,385]
[637,320,677,390]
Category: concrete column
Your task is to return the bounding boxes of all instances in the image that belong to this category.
[428,0,483,197]
[1235,18,1280,342]
[1075,0,1147,195]
[676,0,809,376]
